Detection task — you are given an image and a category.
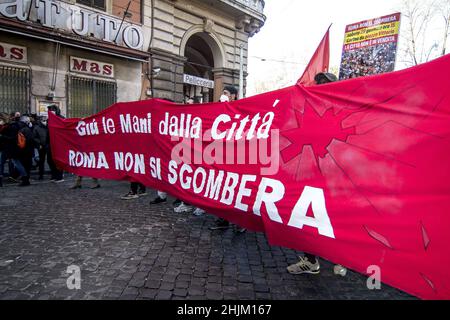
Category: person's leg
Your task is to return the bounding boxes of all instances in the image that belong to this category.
[18,155,32,186]
[47,148,57,180]
[0,152,5,187]
[150,191,167,204]
[130,182,138,194]
[304,253,318,264]
[54,168,64,181]
[137,183,146,195]
[47,148,63,181]
[38,148,46,179]
[70,176,82,189]
[121,182,139,200]
[11,158,27,177]
[9,158,19,180]
[91,178,100,189]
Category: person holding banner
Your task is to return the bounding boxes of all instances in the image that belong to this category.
[149,97,197,212]
[210,86,246,233]
[287,72,347,276]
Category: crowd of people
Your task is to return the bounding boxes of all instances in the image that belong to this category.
[0,105,63,187]
[339,42,397,80]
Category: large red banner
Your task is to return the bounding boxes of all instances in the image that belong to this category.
[49,54,450,300]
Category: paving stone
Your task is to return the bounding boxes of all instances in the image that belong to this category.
[0,178,416,300]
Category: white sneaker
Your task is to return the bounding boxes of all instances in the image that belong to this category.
[333,264,347,276]
[174,203,193,213]
[193,208,206,216]
[287,256,320,275]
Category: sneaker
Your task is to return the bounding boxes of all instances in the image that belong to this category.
[69,184,82,189]
[121,192,139,200]
[234,226,247,233]
[333,264,347,277]
[209,219,230,230]
[287,256,320,275]
[90,184,101,189]
[174,203,194,213]
[138,189,147,197]
[149,196,167,205]
[193,208,206,216]
[173,199,182,207]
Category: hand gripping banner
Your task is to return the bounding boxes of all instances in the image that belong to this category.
[49,54,450,300]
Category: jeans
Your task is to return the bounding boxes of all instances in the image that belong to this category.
[0,152,26,177]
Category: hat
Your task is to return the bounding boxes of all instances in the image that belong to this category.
[223,85,238,95]
[314,72,338,83]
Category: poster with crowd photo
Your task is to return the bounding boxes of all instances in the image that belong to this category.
[339,13,401,80]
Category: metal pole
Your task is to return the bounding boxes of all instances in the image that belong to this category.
[239,43,244,99]
[114,1,132,43]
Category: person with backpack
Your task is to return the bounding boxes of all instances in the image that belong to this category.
[16,115,35,186]
[1,114,27,185]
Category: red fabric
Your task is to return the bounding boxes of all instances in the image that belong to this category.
[297,26,331,86]
[49,54,450,300]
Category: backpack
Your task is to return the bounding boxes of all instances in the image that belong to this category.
[17,131,26,149]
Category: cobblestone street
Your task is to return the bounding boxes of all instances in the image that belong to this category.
[0,175,415,300]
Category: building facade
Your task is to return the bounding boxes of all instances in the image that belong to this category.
[0,0,265,117]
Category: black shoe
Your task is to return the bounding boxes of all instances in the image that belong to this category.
[150,196,167,205]
[18,179,30,187]
[173,199,182,206]
[234,227,247,233]
[90,184,101,189]
[8,176,19,183]
[210,219,230,230]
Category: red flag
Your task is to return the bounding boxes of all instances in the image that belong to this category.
[297,25,331,86]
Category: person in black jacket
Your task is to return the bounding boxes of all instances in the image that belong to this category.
[17,115,35,186]
[1,115,27,185]
[33,116,48,180]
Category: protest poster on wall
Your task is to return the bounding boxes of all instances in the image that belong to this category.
[339,13,401,80]
[49,54,450,300]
